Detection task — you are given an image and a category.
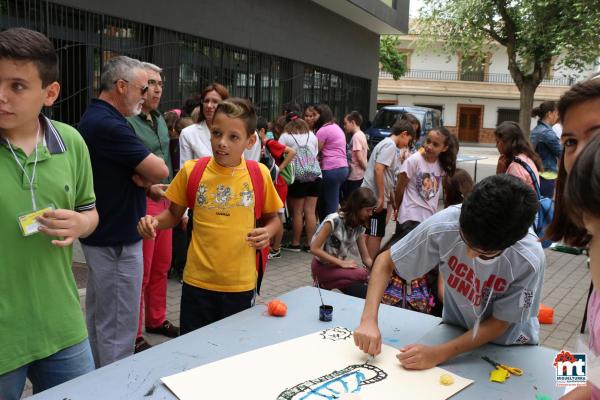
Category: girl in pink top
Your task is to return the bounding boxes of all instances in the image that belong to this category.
[341,111,368,202]
[315,104,349,220]
[494,121,542,191]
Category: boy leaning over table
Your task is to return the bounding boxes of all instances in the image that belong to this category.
[354,175,545,369]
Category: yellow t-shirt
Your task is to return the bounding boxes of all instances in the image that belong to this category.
[166,158,283,292]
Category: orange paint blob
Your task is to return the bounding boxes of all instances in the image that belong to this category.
[267,299,287,317]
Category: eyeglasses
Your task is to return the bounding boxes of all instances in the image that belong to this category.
[459,230,503,258]
[148,79,164,88]
[114,79,149,95]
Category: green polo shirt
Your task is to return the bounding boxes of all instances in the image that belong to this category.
[127,110,173,182]
[0,116,95,375]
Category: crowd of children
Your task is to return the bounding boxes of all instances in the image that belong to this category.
[2,27,600,400]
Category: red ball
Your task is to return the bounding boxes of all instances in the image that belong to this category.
[267,299,287,317]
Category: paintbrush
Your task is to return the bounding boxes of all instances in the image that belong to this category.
[315,280,325,306]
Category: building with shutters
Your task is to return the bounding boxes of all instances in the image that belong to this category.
[377,34,597,143]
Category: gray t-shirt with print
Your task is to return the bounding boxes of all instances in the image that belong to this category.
[361,137,398,207]
[390,206,545,345]
[311,212,365,263]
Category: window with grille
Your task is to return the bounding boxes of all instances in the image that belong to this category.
[497,108,520,125]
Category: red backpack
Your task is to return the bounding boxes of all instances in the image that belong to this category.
[186,157,269,294]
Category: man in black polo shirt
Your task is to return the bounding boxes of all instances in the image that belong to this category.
[79,56,168,367]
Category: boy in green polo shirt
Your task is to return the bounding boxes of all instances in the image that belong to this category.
[0,28,99,400]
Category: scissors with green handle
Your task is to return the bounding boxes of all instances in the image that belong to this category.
[482,356,524,376]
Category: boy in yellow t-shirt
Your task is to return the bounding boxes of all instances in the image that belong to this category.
[138,98,282,334]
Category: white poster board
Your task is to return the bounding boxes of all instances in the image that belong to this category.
[162,327,473,399]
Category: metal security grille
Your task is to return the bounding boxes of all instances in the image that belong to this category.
[0,0,371,126]
[497,108,520,125]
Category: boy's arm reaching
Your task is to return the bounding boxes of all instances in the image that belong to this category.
[374,163,386,212]
[397,316,509,370]
[354,250,395,356]
[138,202,187,239]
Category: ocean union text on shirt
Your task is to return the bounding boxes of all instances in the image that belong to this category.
[446,255,507,306]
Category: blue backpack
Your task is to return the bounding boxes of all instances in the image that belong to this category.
[512,157,554,248]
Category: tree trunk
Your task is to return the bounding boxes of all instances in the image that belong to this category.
[519,81,537,135]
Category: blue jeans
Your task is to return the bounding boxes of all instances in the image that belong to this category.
[318,167,349,221]
[0,339,94,400]
[539,177,555,199]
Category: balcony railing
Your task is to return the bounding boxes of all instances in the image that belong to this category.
[379,69,574,87]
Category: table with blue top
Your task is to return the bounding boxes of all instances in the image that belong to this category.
[419,323,564,399]
[30,286,564,399]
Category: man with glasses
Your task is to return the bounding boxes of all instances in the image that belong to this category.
[127,62,179,353]
[354,175,544,370]
[79,56,169,367]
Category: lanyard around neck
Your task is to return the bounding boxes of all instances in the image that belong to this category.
[6,123,41,210]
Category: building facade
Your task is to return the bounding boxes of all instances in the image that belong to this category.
[377,34,596,143]
[1,0,408,125]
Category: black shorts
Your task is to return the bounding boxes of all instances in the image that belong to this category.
[395,220,420,238]
[288,178,323,198]
[367,209,387,237]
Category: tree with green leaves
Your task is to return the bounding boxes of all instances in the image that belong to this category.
[417,0,600,132]
[379,35,407,80]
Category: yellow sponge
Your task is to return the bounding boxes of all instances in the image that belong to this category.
[439,373,455,386]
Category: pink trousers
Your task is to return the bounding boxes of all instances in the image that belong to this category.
[137,198,172,337]
[311,258,368,291]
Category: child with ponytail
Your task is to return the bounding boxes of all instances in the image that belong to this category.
[394,127,458,233]
[309,187,376,292]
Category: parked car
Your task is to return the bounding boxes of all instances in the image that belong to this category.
[365,105,443,148]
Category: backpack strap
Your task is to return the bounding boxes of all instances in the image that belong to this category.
[290,133,301,147]
[512,157,541,200]
[246,160,263,220]
[246,160,268,294]
[512,157,545,232]
[186,157,211,210]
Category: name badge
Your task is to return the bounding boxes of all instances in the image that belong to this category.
[17,205,54,236]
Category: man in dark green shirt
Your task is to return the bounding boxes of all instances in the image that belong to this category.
[127,62,179,352]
